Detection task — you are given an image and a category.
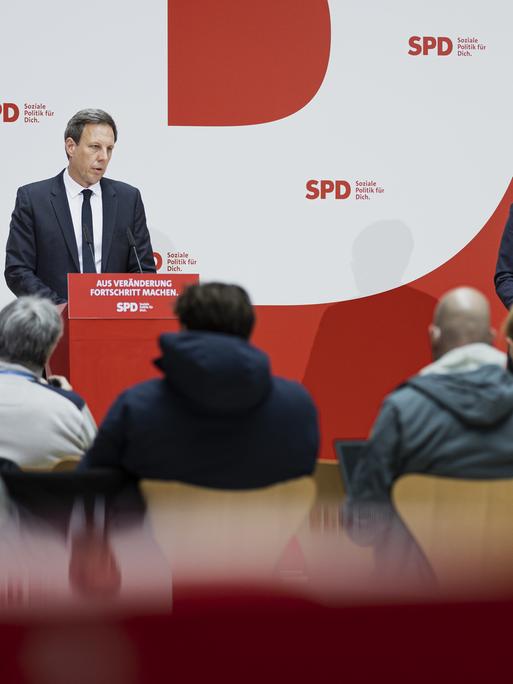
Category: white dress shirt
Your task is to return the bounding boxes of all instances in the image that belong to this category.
[63,168,103,273]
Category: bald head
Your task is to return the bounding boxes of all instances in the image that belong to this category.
[430,287,493,359]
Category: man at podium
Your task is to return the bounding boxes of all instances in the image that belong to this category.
[4,108,156,304]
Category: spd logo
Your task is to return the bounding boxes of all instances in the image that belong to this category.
[153,252,163,271]
[117,302,139,312]
[0,103,20,123]
[306,180,351,200]
[408,36,453,56]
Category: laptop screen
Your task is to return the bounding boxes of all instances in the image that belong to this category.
[333,440,367,496]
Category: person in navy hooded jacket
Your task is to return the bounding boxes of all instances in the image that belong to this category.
[79,283,319,488]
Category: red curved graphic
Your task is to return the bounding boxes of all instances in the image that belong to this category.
[412,182,513,324]
[302,287,437,460]
[168,0,331,126]
[253,180,513,461]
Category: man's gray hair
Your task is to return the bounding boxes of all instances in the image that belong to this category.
[0,297,62,369]
[64,108,118,144]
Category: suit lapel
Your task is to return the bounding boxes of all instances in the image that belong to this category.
[101,179,118,271]
[50,172,80,272]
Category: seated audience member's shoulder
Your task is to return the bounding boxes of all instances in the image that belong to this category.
[40,381,89,413]
[271,375,318,413]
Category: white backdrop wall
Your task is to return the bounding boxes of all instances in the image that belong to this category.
[0,0,511,308]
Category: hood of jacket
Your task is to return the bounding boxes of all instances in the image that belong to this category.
[419,342,507,376]
[406,363,513,427]
[155,331,272,416]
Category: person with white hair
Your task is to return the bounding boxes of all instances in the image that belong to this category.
[0,296,96,468]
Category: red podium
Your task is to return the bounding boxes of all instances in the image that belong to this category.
[48,273,199,424]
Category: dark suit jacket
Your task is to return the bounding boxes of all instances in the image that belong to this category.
[495,204,513,309]
[5,170,156,303]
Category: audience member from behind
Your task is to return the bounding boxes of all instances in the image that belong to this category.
[80,283,319,487]
[352,287,513,501]
[0,296,96,468]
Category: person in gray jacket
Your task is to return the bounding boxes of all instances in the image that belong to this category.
[351,287,513,501]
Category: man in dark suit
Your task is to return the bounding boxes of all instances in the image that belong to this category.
[5,108,156,304]
[495,205,513,310]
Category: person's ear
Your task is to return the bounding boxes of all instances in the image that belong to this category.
[428,324,441,346]
[65,136,76,158]
[489,327,497,344]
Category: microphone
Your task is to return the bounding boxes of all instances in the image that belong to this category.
[127,226,143,273]
[82,223,96,272]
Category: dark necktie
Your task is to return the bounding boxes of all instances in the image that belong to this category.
[81,189,96,273]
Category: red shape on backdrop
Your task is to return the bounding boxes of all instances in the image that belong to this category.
[299,180,513,460]
[251,183,513,462]
[168,0,331,126]
[412,181,513,326]
[303,287,437,460]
